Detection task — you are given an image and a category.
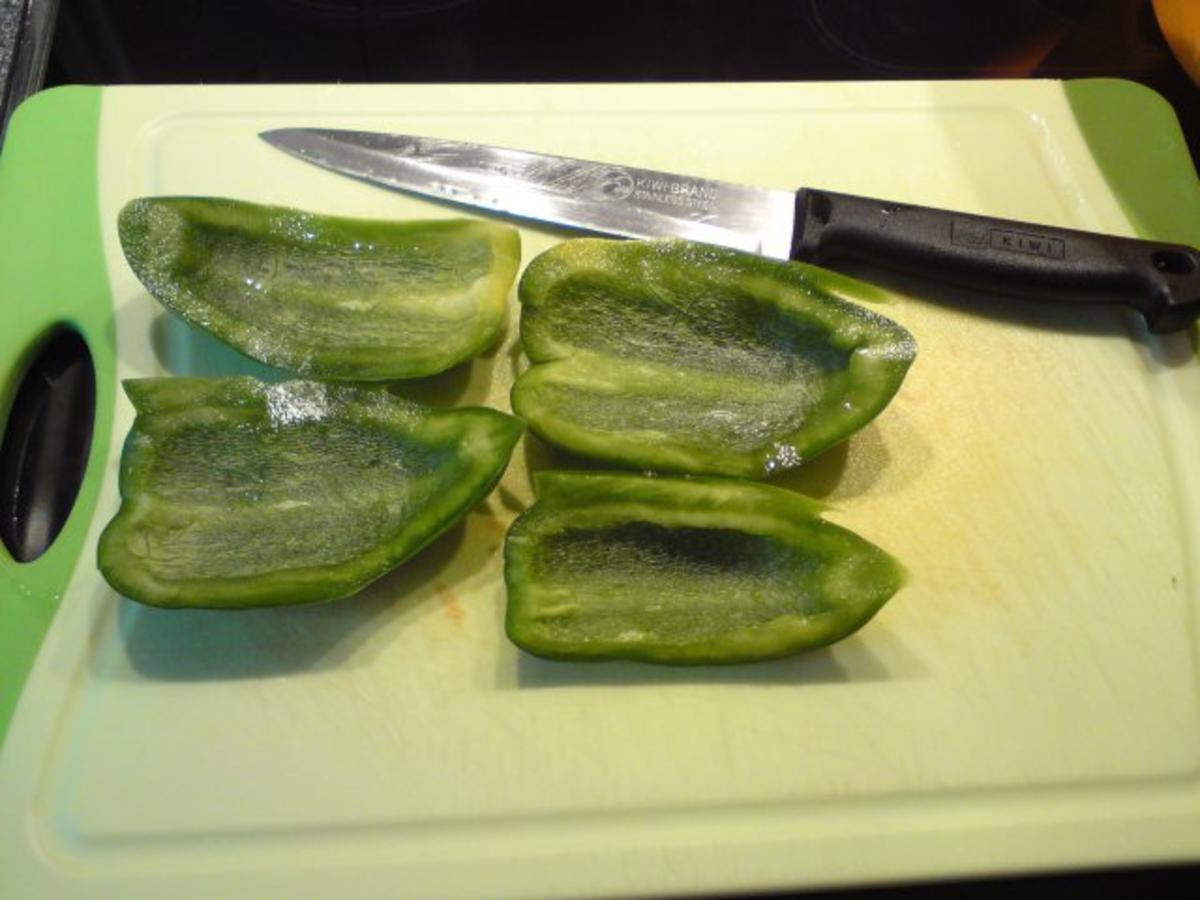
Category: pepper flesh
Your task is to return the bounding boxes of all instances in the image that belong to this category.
[505,471,906,664]
[119,197,520,379]
[98,377,523,608]
[512,239,916,477]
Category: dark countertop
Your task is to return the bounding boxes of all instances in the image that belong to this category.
[40,0,1200,167]
[0,0,57,135]
[15,1,1200,897]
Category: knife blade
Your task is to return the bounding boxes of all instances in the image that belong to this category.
[260,128,1200,333]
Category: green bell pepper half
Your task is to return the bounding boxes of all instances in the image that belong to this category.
[119,197,520,379]
[505,471,906,664]
[98,377,523,608]
[512,239,916,477]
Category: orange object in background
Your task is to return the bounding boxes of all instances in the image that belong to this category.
[1155,0,1200,87]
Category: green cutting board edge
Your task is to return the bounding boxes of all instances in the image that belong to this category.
[0,87,114,747]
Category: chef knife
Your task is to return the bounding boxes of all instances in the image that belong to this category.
[260,128,1200,333]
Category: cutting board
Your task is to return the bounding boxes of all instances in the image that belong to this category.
[1,80,1198,900]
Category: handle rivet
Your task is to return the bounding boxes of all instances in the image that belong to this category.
[1152,249,1197,276]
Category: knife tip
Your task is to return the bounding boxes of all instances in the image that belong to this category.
[259,127,299,143]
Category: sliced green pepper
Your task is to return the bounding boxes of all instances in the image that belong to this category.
[505,471,905,664]
[98,377,523,608]
[512,239,916,478]
[119,197,520,379]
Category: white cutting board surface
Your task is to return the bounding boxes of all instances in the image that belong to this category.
[2,81,1199,899]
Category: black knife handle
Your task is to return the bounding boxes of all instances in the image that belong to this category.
[791,188,1200,333]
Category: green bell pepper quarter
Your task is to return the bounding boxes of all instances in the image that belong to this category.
[119,197,520,379]
[98,377,523,608]
[512,239,916,478]
[505,472,906,664]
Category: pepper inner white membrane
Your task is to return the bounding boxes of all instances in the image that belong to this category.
[139,422,450,578]
[525,523,828,643]
[181,223,494,346]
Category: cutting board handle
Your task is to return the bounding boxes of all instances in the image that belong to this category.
[791,188,1200,333]
[1,328,96,563]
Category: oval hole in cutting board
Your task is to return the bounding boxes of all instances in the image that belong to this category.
[0,328,96,562]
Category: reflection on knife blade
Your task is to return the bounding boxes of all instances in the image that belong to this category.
[260,128,798,257]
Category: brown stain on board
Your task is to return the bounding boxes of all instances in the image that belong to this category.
[436,581,465,625]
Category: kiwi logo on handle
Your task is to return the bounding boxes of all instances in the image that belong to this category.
[952,219,1066,259]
